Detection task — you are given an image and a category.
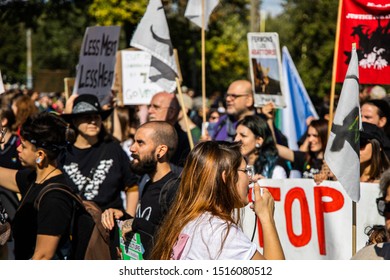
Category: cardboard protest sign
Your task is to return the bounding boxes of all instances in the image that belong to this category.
[247,32,285,108]
[72,26,120,105]
[120,50,163,105]
[243,179,383,260]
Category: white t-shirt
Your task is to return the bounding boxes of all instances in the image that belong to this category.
[175,212,257,260]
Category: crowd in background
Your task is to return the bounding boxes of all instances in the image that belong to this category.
[0,81,390,260]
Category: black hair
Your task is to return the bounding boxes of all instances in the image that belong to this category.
[20,112,70,160]
[237,115,278,177]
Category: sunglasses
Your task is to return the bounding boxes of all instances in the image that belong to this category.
[376,197,390,216]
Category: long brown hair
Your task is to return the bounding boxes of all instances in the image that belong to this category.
[365,139,390,181]
[150,141,244,259]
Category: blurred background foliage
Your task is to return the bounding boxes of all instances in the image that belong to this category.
[0,0,343,102]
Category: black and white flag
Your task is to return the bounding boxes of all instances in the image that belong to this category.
[130,0,178,93]
[325,46,361,202]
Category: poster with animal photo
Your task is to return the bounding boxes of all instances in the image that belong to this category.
[247,32,285,108]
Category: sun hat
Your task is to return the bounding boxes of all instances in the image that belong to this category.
[61,94,112,122]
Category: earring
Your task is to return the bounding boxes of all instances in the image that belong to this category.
[255,143,261,148]
[36,158,42,164]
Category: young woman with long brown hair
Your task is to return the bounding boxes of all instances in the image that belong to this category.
[150,141,285,260]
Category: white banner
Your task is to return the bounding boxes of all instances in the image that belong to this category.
[73,26,121,105]
[243,179,383,260]
[121,50,163,105]
[247,32,286,108]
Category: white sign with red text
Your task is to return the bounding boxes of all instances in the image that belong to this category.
[243,179,383,260]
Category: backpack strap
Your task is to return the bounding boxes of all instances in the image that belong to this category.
[34,183,83,211]
[34,183,110,246]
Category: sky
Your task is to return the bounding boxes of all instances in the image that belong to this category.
[262,0,284,17]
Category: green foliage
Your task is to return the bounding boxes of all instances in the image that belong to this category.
[0,0,343,102]
[89,0,147,25]
[266,0,339,100]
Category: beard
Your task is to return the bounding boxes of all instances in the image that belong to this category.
[130,152,158,175]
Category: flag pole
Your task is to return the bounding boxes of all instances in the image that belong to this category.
[176,77,194,150]
[201,0,207,133]
[328,0,343,136]
[351,41,357,257]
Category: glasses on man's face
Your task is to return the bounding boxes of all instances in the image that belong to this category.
[0,127,7,144]
[376,197,390,216]
[225,93,250,100]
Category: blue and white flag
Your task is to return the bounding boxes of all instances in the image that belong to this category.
[281,46,318,150]
[184,0,219,30]
[131,0,178,93]
[325,46,361,202]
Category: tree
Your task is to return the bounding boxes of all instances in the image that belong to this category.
[266,0,339,100]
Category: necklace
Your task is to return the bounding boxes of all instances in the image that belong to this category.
[37,167,58,184]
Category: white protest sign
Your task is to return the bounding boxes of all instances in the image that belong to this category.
[73,26,120,105]
[121,50,163,105]
[243,179,383,260]
[247,32,286,108]
[0,70,5,94]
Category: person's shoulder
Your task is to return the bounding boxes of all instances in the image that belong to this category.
[351,242,390,260]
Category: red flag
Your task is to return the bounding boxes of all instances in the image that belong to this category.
[336,0,390,84]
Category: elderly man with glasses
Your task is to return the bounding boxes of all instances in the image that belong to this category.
[209,80,256,142]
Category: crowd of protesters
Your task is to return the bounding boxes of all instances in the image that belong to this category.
[0,81,390,260]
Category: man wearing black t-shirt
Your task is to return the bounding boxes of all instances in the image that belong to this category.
[101,121,179,259]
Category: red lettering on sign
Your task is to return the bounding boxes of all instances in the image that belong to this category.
[257,187,281,247]
[284,187,312,247]
[314,186,344,255]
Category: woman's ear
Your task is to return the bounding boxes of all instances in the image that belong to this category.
[256,136,264,147]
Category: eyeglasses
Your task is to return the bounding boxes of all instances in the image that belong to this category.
[147,104,172,111]
[225,93,250,100]
[0,127,7,144]
[238,165,255,178]
[376,197,390,216]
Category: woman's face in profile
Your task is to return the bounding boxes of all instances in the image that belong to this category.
[236,158,251,207]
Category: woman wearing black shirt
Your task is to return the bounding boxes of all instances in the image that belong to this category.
[0,112,72,259]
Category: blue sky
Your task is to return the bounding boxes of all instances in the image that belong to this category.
[262,0,284,17]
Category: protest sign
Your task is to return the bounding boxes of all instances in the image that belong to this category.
[247,32,285,108]
[243,179,383,260]
[72,26,120,105]
[120,50,163,105]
